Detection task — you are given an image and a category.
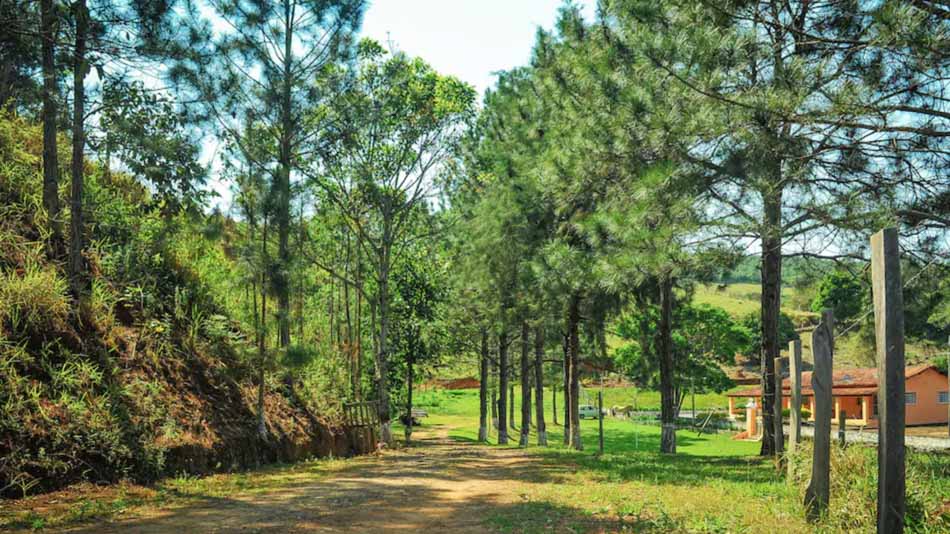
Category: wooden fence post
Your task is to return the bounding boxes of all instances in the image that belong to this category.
[838,410,846,447]
[871,228,905,534]
[774,356,784,458]
[598,390,604,455]
[787,339,802,478]
[805,309,833,522]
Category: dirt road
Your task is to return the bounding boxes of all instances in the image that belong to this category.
[65,428,559,533]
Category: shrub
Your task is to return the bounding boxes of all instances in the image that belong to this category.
[781,408,811,420]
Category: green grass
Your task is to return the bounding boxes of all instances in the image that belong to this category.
[417,388,754,455]
[418,388,806,533]
[694,282,817,323]
[419,387,949,533]
[415,383,739,418]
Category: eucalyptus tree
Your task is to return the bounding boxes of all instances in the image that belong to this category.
[175,0,365,347]
[388,229,445,445]
[311,40,475,443]
[602,0,950,455]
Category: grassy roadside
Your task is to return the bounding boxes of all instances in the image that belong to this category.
[5,386,948,533]
[0,456,356,531]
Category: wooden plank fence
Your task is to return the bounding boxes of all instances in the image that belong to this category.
[344,400,380,453]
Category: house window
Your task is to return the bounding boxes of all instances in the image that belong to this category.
[905,392,917,405]
[939,391,949,405]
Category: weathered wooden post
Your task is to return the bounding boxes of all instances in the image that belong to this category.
[871,228,905,534]
[787,339,802,478]
[838,410,846,447]
[774,356,784,457]
[805,309,833,522]
[598,390,604,455]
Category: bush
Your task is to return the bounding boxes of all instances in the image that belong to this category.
[781,408,811,420]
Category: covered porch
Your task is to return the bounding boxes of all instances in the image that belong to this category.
[727,388,877,429]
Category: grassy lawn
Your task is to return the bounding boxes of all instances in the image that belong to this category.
[415,387,950,533]
[416,388,807,533]
[417,382,740,416]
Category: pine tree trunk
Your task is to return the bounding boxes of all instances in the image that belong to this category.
[275,0,293,348]
[658,276,676,454]
[519,321,531,447]
[355,241,363,400]
[569,294,582,451]
[497,332,509,444]
[69,0,88,289]
[534,326,547,446]
[40,0,60,248]
[257,221,269,442]
[552,384,558,426]
[563,331,571,445]
[478,329,489,442]
[490,354,498,430]
[509,384,516,430]
[759,186,783,456]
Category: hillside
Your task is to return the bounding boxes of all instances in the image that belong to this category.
[694,281,945,368]
[0,116,353,498]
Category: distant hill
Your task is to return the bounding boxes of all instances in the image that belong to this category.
[721,255,841,285]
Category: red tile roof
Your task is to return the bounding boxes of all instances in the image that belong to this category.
[727,364,941,398]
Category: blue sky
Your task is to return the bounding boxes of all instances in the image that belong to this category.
[361,0,596,98]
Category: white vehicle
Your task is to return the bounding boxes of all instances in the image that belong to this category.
[579,404,604,419]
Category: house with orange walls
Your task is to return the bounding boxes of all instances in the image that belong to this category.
[727,364,949,428]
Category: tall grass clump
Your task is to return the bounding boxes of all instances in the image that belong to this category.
[0,261,71,333]
[788,440,950,532]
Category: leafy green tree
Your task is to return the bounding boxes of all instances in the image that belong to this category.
[225,132,275,442]
[388,235,445,444]
[100,79,207,215]
[616,303,749,414]
[312,40,475,443]
[811,271,865,325]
